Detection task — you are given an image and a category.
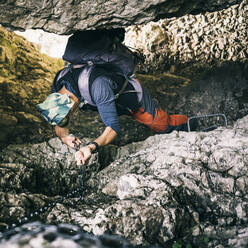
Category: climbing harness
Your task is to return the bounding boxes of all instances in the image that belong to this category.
[187,113,228,132]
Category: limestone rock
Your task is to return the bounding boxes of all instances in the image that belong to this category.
[0,115,248,247]
[0,0,242,34]
[125,0,248,73]
[74,116,248,247]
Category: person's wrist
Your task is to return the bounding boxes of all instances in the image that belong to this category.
[61,133,76,148]
[87,141,99,154]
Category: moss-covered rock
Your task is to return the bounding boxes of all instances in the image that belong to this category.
[0,26,64,149]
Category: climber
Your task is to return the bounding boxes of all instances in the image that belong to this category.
[37,65,191,166]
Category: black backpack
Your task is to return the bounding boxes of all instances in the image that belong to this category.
[62,28,138,79]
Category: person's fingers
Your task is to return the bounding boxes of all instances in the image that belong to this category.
[75,151,81,162]
[75,147,92,166]
[75,150,86,166]
[75,152,78,160]
[82,149,91,164]
[77,158,83,166]
[75,137,81,146]
[71,137,82,150]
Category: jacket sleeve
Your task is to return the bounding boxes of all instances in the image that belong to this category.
[90,76,121,135]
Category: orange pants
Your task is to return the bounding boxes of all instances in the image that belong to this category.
[132,107,188,133]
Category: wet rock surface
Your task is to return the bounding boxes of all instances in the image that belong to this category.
[0,0,242,34]
[0,115,247,247]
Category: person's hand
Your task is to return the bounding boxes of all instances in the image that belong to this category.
[61,134,81,149]
[75,146,92,166]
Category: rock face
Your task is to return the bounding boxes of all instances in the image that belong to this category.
[125,0,248,74]
[0,115,248,247]
[0,222,134,248]
[0,0,247,246]
[0,26,64,149]
[0,0,242,34]
[136,64,248,126]
[0,25,247,151]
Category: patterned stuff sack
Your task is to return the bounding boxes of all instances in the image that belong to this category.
[36,93,74,126]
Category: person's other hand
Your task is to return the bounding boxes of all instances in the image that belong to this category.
[61,134,81,149]
[75,146,92,166]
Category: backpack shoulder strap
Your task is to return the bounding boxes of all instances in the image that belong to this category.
[114,79,129,100]
[78,65,96,106]
[126,78,143,102]
[77,65,143,107]
[51,67,71,93]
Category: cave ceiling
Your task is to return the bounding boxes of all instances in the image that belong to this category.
[0,0,242,34]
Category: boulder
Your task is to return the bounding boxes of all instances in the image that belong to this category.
[0,222,134,248]
[0,0,242,34]
[0,115,247,247]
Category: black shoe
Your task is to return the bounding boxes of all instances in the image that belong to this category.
[163,123,188,133]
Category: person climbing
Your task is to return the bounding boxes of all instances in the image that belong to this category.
[37,64,190,166]
[36,28,192,166]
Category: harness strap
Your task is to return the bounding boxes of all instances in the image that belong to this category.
[114,79,129,100]
[56,67,71,82]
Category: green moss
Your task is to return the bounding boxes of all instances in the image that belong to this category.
[0,26,63,148]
